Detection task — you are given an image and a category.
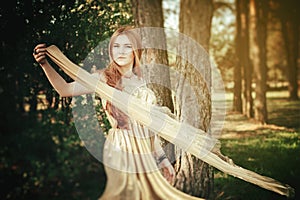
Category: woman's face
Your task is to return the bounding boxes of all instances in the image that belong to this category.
[112,34,134,68]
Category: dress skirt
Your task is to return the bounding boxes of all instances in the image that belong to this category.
[98,125,203,200]
[98,78,203,200]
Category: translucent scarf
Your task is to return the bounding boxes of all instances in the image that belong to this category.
[46,45,294,198]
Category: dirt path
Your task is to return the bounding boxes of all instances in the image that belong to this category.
[220,111,293,139]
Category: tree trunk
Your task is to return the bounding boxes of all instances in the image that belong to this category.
[131,0,175,161]
[233,64,242,113]
[173,0,213,198]
[236,0,253,117]
[280,2,299,100]
[233,0,243,113]
[249,0,268,124]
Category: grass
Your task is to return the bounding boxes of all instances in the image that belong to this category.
[3,91,298,200]
[213,91,300,200]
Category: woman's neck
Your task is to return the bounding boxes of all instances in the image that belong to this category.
[119,64,134,78]
[122,69,134,79]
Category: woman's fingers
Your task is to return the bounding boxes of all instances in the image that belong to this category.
[33,44,47,64]
[35,54,46,62]
[163,165,175,184]
[168,166,175,182]
[34,43,47,50]
[33,44,46,56]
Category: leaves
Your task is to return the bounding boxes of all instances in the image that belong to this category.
[1,0,131,198]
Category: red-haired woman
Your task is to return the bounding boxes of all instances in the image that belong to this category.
[33,26,203,200]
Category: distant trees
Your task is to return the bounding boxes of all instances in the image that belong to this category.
[249,0,268,123]
[233,0,299,124]
[234,0,246,113]
[277,0,299,100]
[234,0,269,123]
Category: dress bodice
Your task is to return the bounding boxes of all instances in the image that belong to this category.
[122,76,156,104]
[101,75,156,129]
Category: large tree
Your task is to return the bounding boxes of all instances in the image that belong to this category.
[130,0,176,162]
[173,0,214,198]
[130,0,173,108]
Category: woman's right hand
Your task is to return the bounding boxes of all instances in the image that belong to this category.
[160,158,175,184]
[33,43,48,65]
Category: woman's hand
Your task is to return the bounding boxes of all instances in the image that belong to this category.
[159,158,175,184]
[33,43,48,65]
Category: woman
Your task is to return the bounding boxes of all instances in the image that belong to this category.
[33,26,203,200]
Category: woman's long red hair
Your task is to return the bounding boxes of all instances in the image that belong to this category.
[104,26,142,129]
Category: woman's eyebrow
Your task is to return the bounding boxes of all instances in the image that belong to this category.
[113,42,132,45]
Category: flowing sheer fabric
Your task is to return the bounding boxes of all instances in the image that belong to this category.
[99,76,203,199]
[45,45,294,198]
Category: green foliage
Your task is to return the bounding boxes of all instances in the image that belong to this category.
[1,0,133,131]
[1,0,132,199]
[1,109,106,199]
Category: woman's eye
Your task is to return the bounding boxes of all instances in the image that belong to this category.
[126,45,132,49]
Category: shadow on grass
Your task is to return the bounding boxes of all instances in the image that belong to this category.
[267,98,300,130]
[214,95,300,200]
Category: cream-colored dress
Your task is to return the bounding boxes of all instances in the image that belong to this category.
[45,45,295,199]
[99,75,203,200]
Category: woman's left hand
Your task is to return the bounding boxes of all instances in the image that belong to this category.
[159,159,175,184]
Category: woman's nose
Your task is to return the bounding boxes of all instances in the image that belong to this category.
[119,46,125,54]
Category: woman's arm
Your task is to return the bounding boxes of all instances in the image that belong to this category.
[33,44,98,97]
[153,135,175,184]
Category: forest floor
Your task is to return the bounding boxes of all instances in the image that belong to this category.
[213,91,300,200]
[2,91,299,200]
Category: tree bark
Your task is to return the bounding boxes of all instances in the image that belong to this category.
[232,0,244,113]
[249,0,268,124]
[279,1,299,100]
[233,0,243,113]
[131,0,173,108]
[131,0,175,161]
[236,0,253,117]
[173,0,213,198]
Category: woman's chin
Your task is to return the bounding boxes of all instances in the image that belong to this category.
[116,60,129,67]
